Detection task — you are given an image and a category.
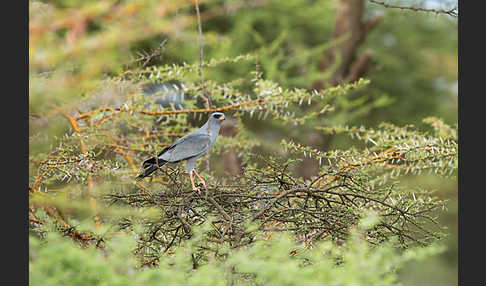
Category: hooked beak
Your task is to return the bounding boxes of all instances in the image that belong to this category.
[218,114,225,121]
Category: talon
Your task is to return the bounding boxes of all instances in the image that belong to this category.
[197,180,207,190]
[195,182,204,193]
[193,170,207,190]
[193,186,201,194]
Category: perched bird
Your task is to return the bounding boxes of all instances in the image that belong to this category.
[136,112,226,193]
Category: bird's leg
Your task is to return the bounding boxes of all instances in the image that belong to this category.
[189,172,201,194]
[192,169,207,191]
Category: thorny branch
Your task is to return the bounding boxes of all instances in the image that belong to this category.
[133,38,168,68]
[29,204,104,247]
[368,0,458,17]
[71,99,263,121]
[194,0,212,109]
[102,157,445,266]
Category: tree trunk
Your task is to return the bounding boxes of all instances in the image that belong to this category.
[314,0,382,88]
[298,0,382,179]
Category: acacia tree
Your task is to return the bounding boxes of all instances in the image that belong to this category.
[29,57,456,258]
[29,0,457,284]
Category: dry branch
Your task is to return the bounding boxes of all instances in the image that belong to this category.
[368,0,458,17]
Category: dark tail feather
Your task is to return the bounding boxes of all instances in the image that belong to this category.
[136,165,159,180]
[142,157,157,169]
[136,157,168,180]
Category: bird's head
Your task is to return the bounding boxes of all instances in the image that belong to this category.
[206,112,226,131]
[210,112,226,122]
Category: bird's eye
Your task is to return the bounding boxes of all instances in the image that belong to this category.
[214,114,220,119]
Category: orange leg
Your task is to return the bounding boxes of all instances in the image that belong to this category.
[192,169,207,190]
[189,172,201,194]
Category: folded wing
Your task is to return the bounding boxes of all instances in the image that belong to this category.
[158,133,210,163]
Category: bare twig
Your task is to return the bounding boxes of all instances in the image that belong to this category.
[194,0,212,109]
[135,38,168,68]
[103,157,444,254]
[368,0,458,17]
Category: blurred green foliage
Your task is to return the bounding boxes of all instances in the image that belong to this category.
[29,216,445,286]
